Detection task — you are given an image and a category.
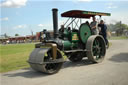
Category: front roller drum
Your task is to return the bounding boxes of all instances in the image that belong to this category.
[28,48,63,74]
[86,35,106,63]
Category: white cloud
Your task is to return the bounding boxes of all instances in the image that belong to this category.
[77,0,92,2]
[0,0,28,8]
[38,24,43,27]
[107,3,118,9]
[0,17,9,21]
[14,24,27,29]
[108,6,117,9]
[73,0,92,3]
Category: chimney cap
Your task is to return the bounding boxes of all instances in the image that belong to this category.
[52,8,58,11]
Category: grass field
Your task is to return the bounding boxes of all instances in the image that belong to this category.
[0,43,35,73]
[0,36,125,73]
[109,36,128,40]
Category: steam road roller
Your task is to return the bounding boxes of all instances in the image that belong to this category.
[28,8,111,74]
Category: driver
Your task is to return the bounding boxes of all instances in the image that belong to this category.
[59,25,65,33]
[59,25,65,39]
[90,16,99,35]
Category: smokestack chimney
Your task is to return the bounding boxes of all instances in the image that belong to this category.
[52,8,58,39]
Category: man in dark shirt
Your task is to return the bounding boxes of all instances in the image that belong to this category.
[98,20,108,45]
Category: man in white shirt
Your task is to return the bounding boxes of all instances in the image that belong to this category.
[90,17,99,35]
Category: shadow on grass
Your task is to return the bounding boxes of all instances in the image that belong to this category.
[3,58,94,78]
[109,53,128,62]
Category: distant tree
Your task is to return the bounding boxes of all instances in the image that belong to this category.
[107,21,128,36]
[107,21,128,32]
[15,34,19,36]
[115,21,121,28]
[107,24,116,31]
[121,24,128,30]
[4,33,8,38]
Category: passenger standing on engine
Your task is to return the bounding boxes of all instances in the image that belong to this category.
[98,20,108,45]
[59,25,65,39]
[90,16,99,35]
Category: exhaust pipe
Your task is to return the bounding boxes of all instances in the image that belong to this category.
[52,8,58,39]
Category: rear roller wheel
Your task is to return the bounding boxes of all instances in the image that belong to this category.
[29,48,63,74]
[86,35,106,63]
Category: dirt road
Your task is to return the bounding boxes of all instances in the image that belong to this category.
[1,40,128,85]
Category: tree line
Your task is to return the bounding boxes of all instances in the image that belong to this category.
[107,21,128,31]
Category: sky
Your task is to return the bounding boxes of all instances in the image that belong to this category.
[0,0,128,36]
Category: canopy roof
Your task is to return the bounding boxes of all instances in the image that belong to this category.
[61,10,111,18]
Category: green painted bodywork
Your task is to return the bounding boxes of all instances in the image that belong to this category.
[63,40,72,50]
[62,24,91,50]
[62,40,78,50]
[82,11,111,16]
[79,24,91,43]
[71,32,79,42]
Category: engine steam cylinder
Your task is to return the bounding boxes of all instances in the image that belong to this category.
[52,8,58,39]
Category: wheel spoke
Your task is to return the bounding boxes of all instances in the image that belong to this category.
[96,55,99,60]
[93,39,102,60]
[43,49,63,73]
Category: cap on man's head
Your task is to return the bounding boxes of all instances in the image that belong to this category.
[100,20,104,23]
[92,16,96,21]
[92,16,95,18]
